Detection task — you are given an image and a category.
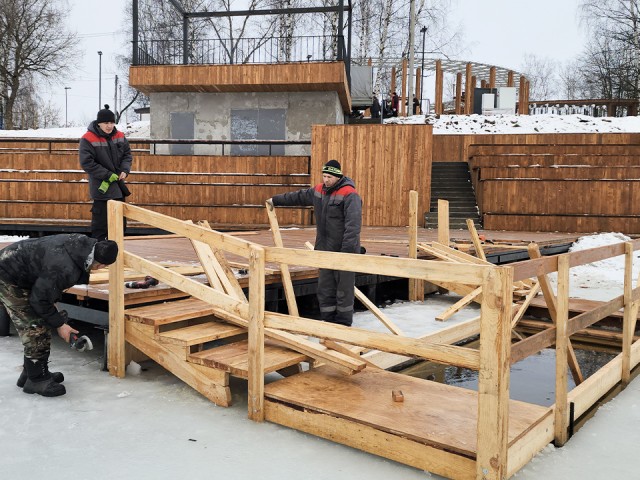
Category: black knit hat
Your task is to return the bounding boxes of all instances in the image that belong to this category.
[94,240,119,265]
[322,159,343,178]
[96,104,116,124]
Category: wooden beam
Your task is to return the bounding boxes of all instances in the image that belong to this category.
[622,242,640,384]
[437,199,449,247]
[527,244,584,384]
[435,60,443,115]
[436,287,482,322]
[107,200,126,378]
[466,218,486,261]
[476,266,512,480]
[248,244,265,421]
[408,190,424,301]
[554,254,570,446]
[265,312,480,369]
[455,72,463,114]
[266,201,299,316]
[265,246,489,286]
[465,63,473,115]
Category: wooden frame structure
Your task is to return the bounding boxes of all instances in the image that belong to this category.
[105,200,640,479]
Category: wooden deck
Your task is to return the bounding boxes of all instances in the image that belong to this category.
[66,226,580,304]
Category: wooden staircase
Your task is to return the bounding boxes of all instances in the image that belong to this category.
[124,297,309,406]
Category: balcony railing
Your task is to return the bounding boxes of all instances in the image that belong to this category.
[134,35,343,66]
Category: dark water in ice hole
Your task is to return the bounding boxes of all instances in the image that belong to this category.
[400,344,618,408]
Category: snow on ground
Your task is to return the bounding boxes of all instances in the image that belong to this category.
[3,112,640,140]
[0,233,638,479]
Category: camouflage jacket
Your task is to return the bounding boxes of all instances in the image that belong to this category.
[0,234,97,328]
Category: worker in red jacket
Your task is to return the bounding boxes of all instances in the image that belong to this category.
[79,104,132,241]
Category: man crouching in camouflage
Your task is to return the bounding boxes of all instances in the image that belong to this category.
[0,234,118,397]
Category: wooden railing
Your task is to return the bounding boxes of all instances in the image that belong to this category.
[106,201,640,479]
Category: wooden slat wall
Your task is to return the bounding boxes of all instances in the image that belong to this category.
[464,137,640,233]
[433,132,640,162]
[311,124,432,227]
[0,151,312,230]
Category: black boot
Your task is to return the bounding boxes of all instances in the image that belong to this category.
[16,368,64,388]
[22,356,66,397]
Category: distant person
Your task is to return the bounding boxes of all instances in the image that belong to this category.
[267,160,362,326]
[79,104,132,241]
[371,95,381,118]
[0,234,118,397]
[413,96,421,115]
[391,92,399,116]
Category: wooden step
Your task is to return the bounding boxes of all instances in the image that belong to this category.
[157,321,246,347]
[125,298,216,326]
[188,340,308,378]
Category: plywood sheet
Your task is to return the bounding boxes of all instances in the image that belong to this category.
[265,367,549,458]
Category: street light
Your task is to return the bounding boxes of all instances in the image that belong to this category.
[420,26,427,114]
[98,51,103,109]
[64,87,71,127]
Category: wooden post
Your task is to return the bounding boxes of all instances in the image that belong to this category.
[476,266,512,479]
[408,190,424,301]
[554,254,570,446]
[107,200,126,378]
[248,244,265,422]
[622,242,637,384]
[480,79,486,88]
[507,70,514,87]
[265,201,299,317]
[489,66,496,89]
[471,75,477,113]
[437,199,449,247]
[435,59,443,114]
[455,72,463,114]
[401,57,408,117]
[524,79,530,115]
[519,75,526,114]
[415,67,421,114]
[465,63,473,115]
[391,66,397,96]
[527,244,584,384]
[466,218,486,262]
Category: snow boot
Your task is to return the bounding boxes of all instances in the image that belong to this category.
[16,368,64,388]
[22,357,66,397]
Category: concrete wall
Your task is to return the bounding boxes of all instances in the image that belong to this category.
[150,91,344,155]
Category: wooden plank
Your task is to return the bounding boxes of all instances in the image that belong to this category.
[107,200,126,378]
[156,321,246,347]
[437,199,450,246]
[436,287,482,322]
[126,321,232,406]
[266,201,299,316]
[265,312,480,369]
[408,190,424,300]
[248,244,266,421]
[264,400,477,479]
[125,298,217,326]
[554,254,570,446]
[188,340,307,378]
[507,410,554,478]
[476,266,512,480]
[264,367,548,459]
[466,218,487,261]
[527,244,584,384]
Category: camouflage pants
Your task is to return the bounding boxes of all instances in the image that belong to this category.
[0,276,51,359]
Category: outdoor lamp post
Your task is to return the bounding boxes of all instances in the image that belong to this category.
[420,26,427,113]
[98,51,103,109]
[64,87,71,127]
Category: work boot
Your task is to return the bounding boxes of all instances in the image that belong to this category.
[22,356,66,397]
[16,368,64,388]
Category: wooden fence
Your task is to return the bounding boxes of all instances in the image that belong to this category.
[311,124,432,227]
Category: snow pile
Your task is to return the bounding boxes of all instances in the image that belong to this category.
[3,113,640,140]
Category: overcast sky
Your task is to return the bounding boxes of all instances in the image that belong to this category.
[50,0,587,126]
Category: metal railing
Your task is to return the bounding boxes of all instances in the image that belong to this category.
[134,35,342,66]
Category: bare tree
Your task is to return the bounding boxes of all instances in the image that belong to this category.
[520,54,558,100]
[578,0,640,100]
[0,0,78,129]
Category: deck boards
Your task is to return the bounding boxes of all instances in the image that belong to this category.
[264,367,550,458]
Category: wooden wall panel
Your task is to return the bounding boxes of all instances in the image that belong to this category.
[312,124,433,227]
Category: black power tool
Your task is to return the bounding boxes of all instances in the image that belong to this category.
[69,333,93,352]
